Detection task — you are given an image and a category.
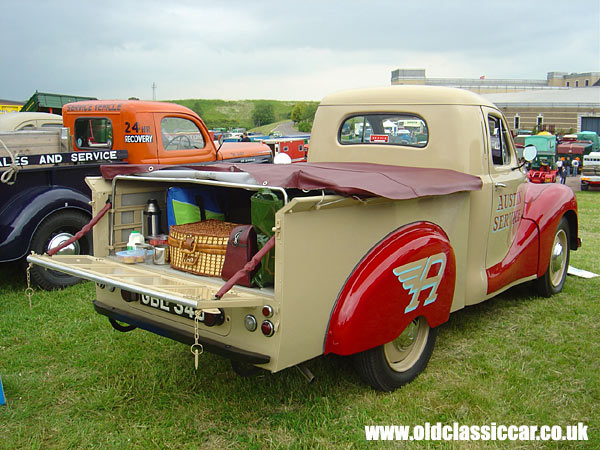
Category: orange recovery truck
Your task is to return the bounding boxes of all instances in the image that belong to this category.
[0,100,271,290]
[62,100,271,164]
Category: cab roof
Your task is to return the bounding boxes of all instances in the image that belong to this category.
[320,85,496,108]
[62,100,196,115]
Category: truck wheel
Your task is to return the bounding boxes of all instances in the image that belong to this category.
[29,210,92,290]
[353,317,437,391]
[581,184,589,191]
[535,217,570,298]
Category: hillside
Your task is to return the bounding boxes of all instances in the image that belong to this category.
[166,99,299,130]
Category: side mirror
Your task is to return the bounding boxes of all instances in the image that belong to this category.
[523,145,537,162]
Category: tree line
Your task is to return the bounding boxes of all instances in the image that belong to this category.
[171,98,319,131]
[290,102,319,132]
[251,101,319,131]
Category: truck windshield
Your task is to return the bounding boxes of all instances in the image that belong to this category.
[339,114,428,148]
[161,117,205,151]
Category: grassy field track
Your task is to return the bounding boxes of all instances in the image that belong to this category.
[0,192,598,448]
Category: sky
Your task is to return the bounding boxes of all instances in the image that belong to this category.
[1,0,599,102]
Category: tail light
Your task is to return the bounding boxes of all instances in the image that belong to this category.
[261,320,275,337]
[262,305,274,318]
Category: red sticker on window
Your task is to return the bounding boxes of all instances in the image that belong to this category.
[370,134,389,143]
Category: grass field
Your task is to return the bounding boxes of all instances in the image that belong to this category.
[166,99,297,131]
[0,192,598,448]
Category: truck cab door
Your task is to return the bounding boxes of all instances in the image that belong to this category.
[154,114,215,164]
[120,112,158,163]
[483,107,528,269]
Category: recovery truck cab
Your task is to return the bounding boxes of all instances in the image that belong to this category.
[63,100,271,165]
[1,102,271,289]
[28,86,579,391]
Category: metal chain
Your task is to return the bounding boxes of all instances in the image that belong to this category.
[25,262,34,308]
[190,309,204,370]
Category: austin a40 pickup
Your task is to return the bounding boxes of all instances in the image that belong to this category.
[28,86,579,391]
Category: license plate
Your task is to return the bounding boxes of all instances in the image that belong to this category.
[140,295,200,321]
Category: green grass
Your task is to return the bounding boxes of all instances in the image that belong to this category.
[0,192,598,448]
[249,120,291,136]
[166,99,298,131]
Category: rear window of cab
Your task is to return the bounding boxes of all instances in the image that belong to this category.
[74,117,113,149]
[339,114,428,148]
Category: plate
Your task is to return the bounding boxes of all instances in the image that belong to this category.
[140,295,223,326]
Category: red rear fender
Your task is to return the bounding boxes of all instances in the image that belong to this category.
[324,222,456,356]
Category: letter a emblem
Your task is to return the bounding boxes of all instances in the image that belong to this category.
[392,253,447,314]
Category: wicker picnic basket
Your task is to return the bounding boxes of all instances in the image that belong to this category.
[168,219,239,277]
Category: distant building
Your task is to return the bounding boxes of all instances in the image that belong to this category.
[0,99,24,114]
[390,69,600,134]
[548,72,600,88]
[484,88,600,135]
[390,69,600,94]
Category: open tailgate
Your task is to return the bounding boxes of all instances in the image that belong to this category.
[26,254,268,310]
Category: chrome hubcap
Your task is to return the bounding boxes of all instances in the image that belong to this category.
[549,229,567,287]
[393,321,419,351]
[47,232,80,255]
[384,318,428,372]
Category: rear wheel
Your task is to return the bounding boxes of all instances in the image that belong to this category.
[580,183,589,191]
[353,317,437,391]
[535,217,570,297]
[29,210,92,290]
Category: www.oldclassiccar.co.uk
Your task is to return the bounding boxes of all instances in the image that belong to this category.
[365,422,589,442]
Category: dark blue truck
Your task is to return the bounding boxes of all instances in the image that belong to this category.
[0,147,126,289]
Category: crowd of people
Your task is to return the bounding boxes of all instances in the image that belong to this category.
[556,156,580,184]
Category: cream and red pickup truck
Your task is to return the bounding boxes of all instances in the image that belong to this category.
[28,86,579,391]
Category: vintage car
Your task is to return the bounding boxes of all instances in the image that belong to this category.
[0,112,62,131]
[28,86,579,391]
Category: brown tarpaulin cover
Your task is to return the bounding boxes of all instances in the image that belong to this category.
[100,162,482,200]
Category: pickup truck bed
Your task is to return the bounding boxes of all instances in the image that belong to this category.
[28,164,481,374]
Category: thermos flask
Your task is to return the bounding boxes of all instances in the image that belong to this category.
[144,199,162,237]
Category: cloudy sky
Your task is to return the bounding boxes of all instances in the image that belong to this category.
[1,0,598,102]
